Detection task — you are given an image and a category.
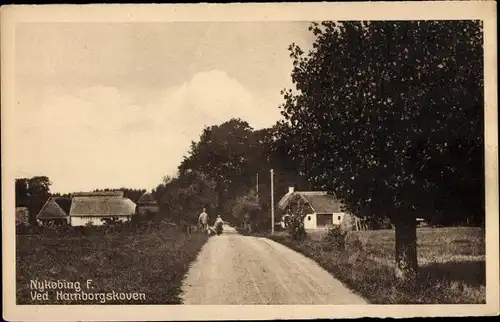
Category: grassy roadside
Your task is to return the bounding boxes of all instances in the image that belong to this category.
[17,223,207,304]
[267,227,485,304]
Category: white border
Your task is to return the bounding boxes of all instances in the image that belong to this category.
[2,2,498,320]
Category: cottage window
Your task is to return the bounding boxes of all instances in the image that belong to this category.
[307,216,311,221]
[338,216,341,221]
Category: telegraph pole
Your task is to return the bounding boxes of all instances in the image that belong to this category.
[256,173,259,199]
[270,169,274,235]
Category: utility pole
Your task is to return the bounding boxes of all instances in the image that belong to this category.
[270,169,274,235]
[256,173,259,199]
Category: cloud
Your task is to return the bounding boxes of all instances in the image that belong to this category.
[152,70,280,129]
[14,70,282,193]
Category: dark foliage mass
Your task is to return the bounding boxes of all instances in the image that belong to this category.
[16,176,52,225]
[93,188,147,204]
[153,118,309,229]
[278,20,484,226]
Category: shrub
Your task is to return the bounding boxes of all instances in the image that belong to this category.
[287,196,309,240]
[231,190,262,233]
[323,226,347,251]
[288,214,306,240]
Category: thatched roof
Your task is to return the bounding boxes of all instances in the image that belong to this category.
[72,191,124,197]
[69,193,136,217]
[52,197,72,214]
[37,198,68,220]
[137,191,157,205]
[278,191,343,214]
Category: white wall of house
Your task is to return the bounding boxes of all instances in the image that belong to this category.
[332,213,345,225]
[303,212,346,230]
[304,213,317,229]
[70,215,132,227]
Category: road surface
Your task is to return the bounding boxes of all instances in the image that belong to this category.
[180,225,367,304]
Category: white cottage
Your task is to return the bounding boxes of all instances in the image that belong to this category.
[278,187,358,231]
[69,191,136,226]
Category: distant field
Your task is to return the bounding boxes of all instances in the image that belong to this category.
[16,224,207,304]
[269,227,485,304]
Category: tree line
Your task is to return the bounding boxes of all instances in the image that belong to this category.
[151,119,310,230]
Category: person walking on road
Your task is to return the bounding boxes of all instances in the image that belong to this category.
[198,208,209,235]
[214,215,224,236]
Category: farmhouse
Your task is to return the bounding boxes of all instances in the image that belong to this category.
[136,191,159,215]
[278,187,360,231]
[69,191,136,226]
[16,207,29,225]
[36,197,69,225]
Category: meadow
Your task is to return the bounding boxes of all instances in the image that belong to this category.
[269,227,485,304]
[16,223,207,304]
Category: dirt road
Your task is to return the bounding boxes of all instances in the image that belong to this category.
[180,225,367,304]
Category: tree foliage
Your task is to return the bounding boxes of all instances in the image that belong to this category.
[93,188,146,203]
[231,189,262,232]
[153,171,218,224]
[179,118,255,214]
[286,195,308,241]
[152,118,309,230]
[279,20,484,225]
[15,176,52,225]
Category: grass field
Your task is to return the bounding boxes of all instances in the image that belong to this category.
[269,227,485,304]
[16,223,207,304]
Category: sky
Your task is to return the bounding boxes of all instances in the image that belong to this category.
[14,22,314,193]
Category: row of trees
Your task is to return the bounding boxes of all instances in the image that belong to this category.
[152,118,310,229]
[92,188,147,204]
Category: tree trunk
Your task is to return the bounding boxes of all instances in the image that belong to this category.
[394,214,418,288]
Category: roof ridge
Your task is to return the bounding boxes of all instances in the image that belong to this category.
[296,191,328,195]
[72,191,124,197]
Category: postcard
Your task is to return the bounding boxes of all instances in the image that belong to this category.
[2,1,498,320]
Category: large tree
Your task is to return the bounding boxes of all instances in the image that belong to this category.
[153,171,218,224]
[278,21,484,284]
[179,118,255,214]
[177,118,309,228]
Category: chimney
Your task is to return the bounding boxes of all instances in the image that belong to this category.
[288,186,295,194]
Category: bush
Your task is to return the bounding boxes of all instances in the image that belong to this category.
[288,215,306,240]
[16,223,44,235]
[231,190,262,233]
[287,196,309,240]
[323,226,347,251]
